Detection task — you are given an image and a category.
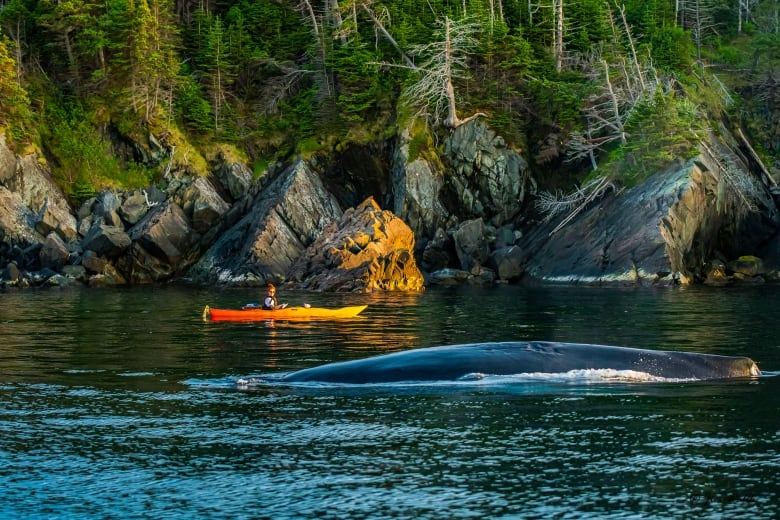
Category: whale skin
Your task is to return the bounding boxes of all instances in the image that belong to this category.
[281,341,761,383]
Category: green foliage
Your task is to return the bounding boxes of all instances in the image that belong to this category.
[528,74,589,132]
[407,127,433,163]
[565,0,611,53]
[609,89,703,185]
[328,42,383,123]
[174,72,213,134]
[0,36,32,141]
[0,0,777,197]
[648,26,696,71]
[42,100,152,202]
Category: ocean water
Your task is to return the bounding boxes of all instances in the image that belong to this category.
[1,284,778,519]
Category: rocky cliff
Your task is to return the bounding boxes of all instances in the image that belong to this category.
[2,119,780,291]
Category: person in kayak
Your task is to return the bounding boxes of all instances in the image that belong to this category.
[262,284,287,310]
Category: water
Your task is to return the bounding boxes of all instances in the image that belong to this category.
[1,284,778,519]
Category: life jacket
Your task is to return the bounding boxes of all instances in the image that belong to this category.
[262,295,277,310]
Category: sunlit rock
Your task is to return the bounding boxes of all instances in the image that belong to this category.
[287,198,424,292]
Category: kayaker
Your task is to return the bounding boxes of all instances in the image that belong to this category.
[262,284,286,310]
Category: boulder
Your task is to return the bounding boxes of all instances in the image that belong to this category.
[62,264,88,282]
[181,176,230,233]
[490,245,525,282]
[215,160,254,201]
[93,191,123,227]
[3,262,22,283]
[727,255,766,276]
[88,264,126,287]
[39,232,70,270]
[287,198,425,292]
[704,259,732,286]
[118,190,150,225]
[122,202,201,282]
[453,218,490,272]
[421,227,455,272]
[35,199,77,242]
[82,224,131,258]
[426,268,472,285]
[187,160,342,285]
[82,249,109,274]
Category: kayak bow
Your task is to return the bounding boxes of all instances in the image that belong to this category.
[203,304,367,322]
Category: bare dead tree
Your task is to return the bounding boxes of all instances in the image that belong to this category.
[553,0,564,72]
[737,0,761,33]
[565,57,633,167]
[356,1,416,68]
[613,2,645,92]
[535,176,615,235]
[298,0,334,98]
[402,16,487,128]
[700,141,762,219]
[485,0,505,35]
[251,60,305,116]
[682,0,719,65]
[564,4,659,170]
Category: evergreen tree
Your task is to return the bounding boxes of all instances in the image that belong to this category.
[123,0,180,123]
[0,0,30,82]
[200,13,235,136]
[0,35,31,138]
[36,0,101,88]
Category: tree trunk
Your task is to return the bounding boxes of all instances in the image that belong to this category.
[554,0,564,72]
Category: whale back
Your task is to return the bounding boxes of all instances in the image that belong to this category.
[281,341,760,384]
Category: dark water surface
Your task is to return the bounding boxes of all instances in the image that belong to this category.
[1,284,778,519]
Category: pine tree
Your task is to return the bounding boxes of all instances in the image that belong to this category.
[123,0,180,123]
[200,13,235,136]
[0,35,31,133]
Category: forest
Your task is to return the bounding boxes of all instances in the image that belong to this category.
[1,0,779,202]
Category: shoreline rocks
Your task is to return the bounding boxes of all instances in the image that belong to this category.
[3,122,780,291]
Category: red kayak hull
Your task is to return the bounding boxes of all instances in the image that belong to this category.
[203,305,367,322]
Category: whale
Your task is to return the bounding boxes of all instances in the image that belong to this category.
[280,341,761,383]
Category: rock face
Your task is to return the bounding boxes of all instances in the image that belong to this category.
[443,120,530,226]
[187,160,343,285]
[4,115,780,291]
[287,198,424,292]
[0,135,76,257]
[516,134,780,285]
[391,127,449,241]
[121,203,202,282]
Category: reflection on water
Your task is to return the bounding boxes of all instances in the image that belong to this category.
[1,284,779,519]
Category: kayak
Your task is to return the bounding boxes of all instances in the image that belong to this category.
[203,304,367,322]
